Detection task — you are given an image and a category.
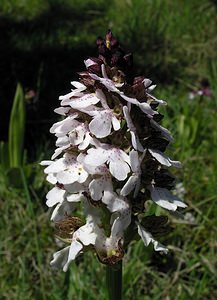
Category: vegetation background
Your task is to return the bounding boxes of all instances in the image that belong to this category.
[0,0,217,299]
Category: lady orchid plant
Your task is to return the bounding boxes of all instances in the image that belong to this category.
[41,30,186,296]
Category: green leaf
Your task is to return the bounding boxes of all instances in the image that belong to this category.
[0,141,10,171]
[8,83,26,168]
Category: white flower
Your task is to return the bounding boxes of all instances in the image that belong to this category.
[89,65,124,92]
[90,65,156,116]
[87,89,120,138]
[46,184,87,221]
[59,81,86,105]
[51,197,130,270]
[40,160,57,184]
[148,185,187,211]
[51,199,77,222]
[150,119,174,142]
[84,58,97,68]
[89,166,113,200]
[44,153,88,185]
[148,148,181,168]
[51,241,83,272]
[84,145,131,181]
[54,107,71,116]
[89,110,120,138]
[120,150,144,197]
[50,113,78,137]
[102,190,130,213]
[137,222,168,253]
[46,186,65,207]
[61,92,100,109]
[123,106,144,152]
[121,94,156,116]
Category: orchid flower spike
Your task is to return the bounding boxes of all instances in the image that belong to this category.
[41,30,186,271]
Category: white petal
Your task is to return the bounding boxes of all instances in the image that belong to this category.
[89,177,112,200]
[101,64,109,79]
[63,240,83,272]
[44,158,65,174]
[57,166,88,185]
[123,106,144,152]
[123,105,134,129]
[56,136,69,147]
[143,78,152,88]
[66,193,84,202]
[46,186,65,207]
[50,246,70,270]
[148,149,181,168]
[111,211,131,238]
[112,116,121,131]
[150,119,173,142]
[54,107,71,115]
[119,150,131,165]
[147,93,166,105]
[89,112,112,138]
[78,132,92,150]
[69,93,100,109]
[75,224,97,246]
[96,89,109,109]
[109,160,130,181]
[57,169,78,184]
[130,131,144,152]
[46,174,57,184]
[137,222,168,253]
[120,175,137,196]
[90,73,121,93]
[84,148,108,166]
[149,186,187,211]
[51,200,76,221]
[84,59,96,68]
[89,179,104,200]
[71,81,86,90]
[40,160,52,166]
[138,102,156,116]
[51,146,69,160]
[147,85,156,92]
[122,94,156,115]
[50,115,78,135]
[168,159,182,168]
[148,148,171,167]
[130,150,140,172]
[102,191,129,212]
[121,94,139,105]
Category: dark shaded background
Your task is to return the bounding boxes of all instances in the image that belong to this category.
[1,0,216,160]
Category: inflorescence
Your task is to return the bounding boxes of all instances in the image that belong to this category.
[41,30,187,271]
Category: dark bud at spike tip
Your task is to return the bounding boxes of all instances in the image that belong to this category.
[110,37,119,49]
[94,30,134,81]
[106,30,119,50]
[96,37,104,46]
[96,36,109,56]
[106,29,112,40]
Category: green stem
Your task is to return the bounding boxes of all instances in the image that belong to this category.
[106,261,122,300]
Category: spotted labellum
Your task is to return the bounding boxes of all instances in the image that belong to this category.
[41,30,187,271]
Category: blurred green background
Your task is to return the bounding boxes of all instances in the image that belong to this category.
[0,0,217,299]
